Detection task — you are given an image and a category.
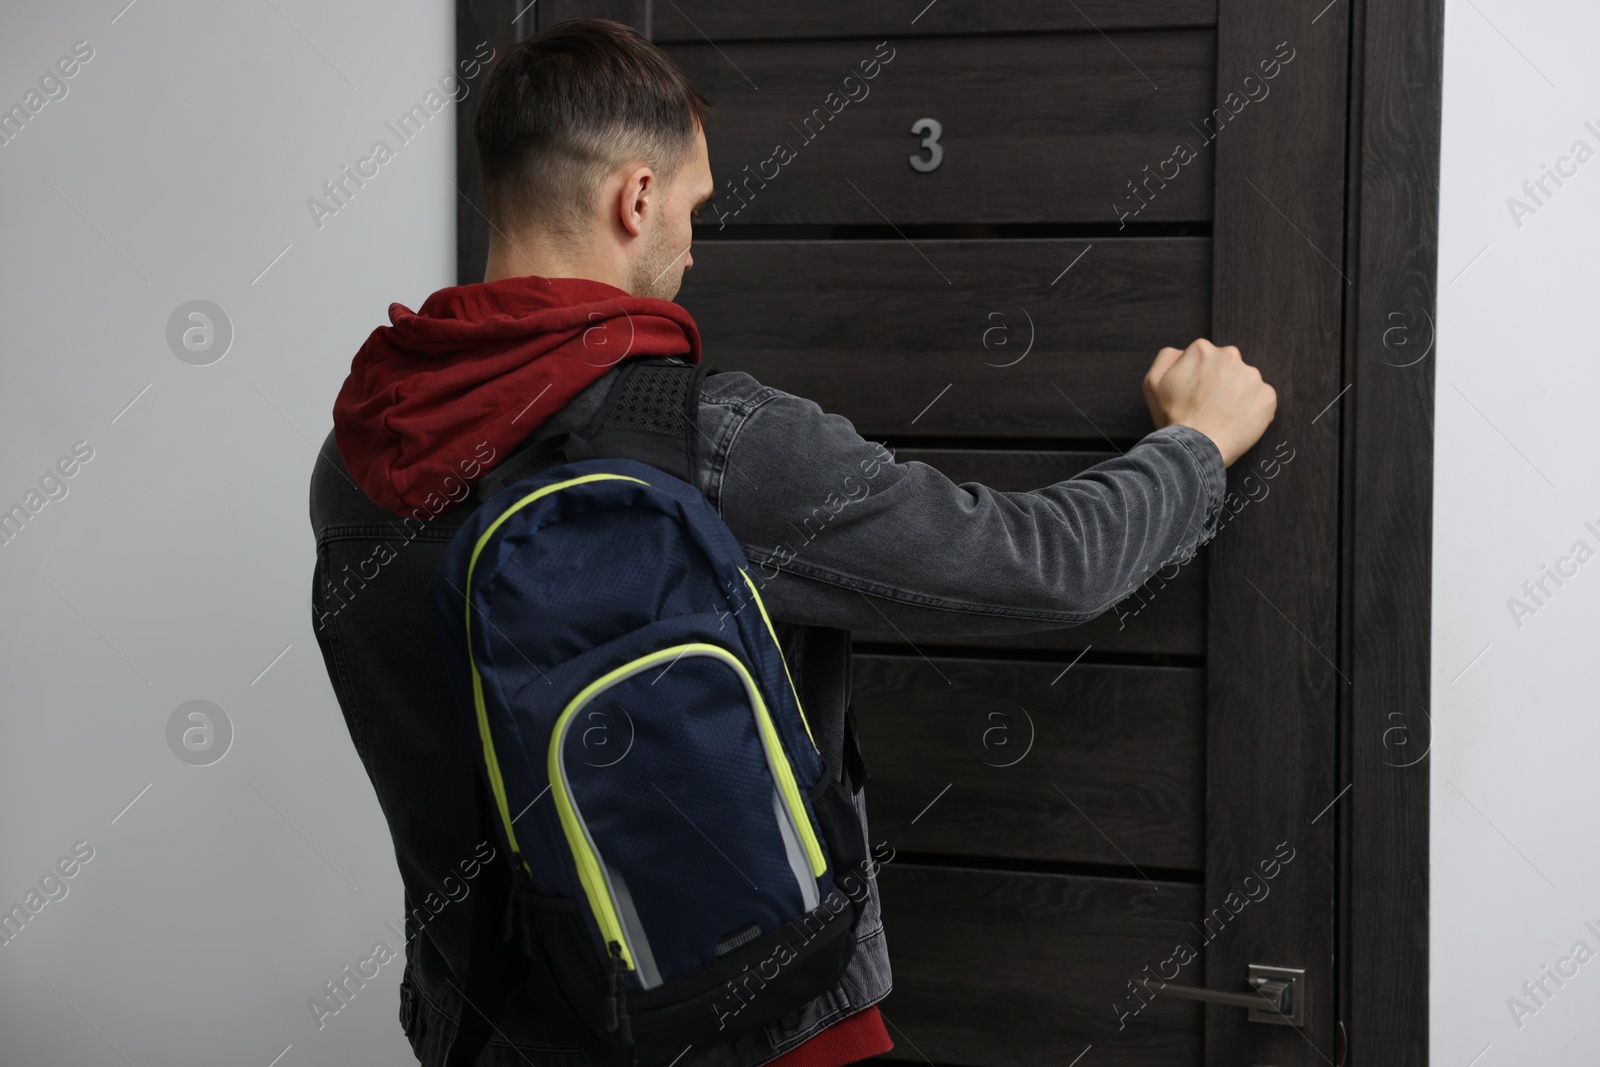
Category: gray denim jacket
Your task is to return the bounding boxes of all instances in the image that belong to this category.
[308,360,1226,1067]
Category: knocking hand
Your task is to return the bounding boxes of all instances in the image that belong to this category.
[1142,338,1277,468]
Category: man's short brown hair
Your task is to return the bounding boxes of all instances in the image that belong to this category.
[472,19,711,239]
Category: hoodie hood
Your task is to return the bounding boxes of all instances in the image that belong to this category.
[332,274,700,515]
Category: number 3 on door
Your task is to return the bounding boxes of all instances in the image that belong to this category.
[909,117,943,173]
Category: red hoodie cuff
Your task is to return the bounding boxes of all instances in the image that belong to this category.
[764,1004,893,1067]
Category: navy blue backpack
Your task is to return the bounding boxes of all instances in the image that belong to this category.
[431,357,871,1067]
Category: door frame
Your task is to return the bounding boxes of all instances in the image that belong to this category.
[1206,0,1439,1061]
[450,2,1443,1063]
[1339,0,1442,1063]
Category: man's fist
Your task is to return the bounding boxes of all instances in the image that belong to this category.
[1143,338,1277,468]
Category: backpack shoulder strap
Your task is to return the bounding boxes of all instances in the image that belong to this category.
[576,355,710,484]
[469,356,711,507]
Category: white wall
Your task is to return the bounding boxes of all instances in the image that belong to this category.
[1434,0,1600,1062]
[0,2,458,1063]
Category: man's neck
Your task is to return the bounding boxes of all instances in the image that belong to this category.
[482,233,628,291]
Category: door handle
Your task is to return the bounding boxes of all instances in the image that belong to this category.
[1156,964,1305,1026]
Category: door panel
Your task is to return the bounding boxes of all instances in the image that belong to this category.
[875,864,1203,1067]
[852,654,1204,869]
[680,239,1210,439]
[663,33,1216,225]
[654,3,1217,42]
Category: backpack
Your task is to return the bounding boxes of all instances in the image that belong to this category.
[430,356,873,1067]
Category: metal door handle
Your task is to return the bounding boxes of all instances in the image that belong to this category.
[1156,964,1305,1026]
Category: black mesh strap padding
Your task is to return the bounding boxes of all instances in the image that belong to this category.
[467,357,711,508]
[578,356,709,485]
[600,360,693,435]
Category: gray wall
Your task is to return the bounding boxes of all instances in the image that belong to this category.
[1434,0,1600,1061]
[0,2,456,1063]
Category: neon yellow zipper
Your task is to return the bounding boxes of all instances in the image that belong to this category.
[738,568,817,750]
[549,642,829,972]
[463,473,649,873]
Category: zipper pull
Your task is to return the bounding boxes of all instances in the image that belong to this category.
[605,940,632,1045]
[502,857,523,945]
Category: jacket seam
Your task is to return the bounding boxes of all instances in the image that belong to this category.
[1161,426,1227,544]
[1163,426,1226,501]
[702,372,781,418]
[707,391,776,522]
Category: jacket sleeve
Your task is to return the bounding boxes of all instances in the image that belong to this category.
[714,383,1229,636]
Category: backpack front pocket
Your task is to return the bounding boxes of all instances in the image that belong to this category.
[549,638,828,989]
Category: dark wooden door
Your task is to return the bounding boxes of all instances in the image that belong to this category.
[646,7,1348,1065]
[453,1,1419,1062]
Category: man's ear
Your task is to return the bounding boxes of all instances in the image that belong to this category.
[616,164,655,238]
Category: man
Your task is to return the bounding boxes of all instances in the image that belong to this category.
[310,18,1275,1067]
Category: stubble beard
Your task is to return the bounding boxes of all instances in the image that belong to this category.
[630,223,686,301]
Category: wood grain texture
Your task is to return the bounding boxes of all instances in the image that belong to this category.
[662,33,1216,225]
[1341,0,1440,1062]
[653,1,1216,42]
[1203,5,1348,1065]
[851,654,1205,868]
[874,863,1203,1066]
[678,238,1210,439]
[538,0,651,33]
[871,448,1207,655]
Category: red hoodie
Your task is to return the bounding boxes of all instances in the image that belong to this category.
[333,274,701,515]
[331,274,893,1067]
